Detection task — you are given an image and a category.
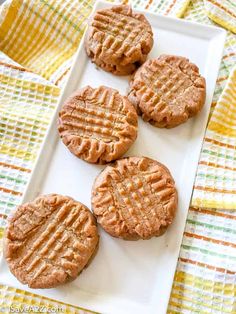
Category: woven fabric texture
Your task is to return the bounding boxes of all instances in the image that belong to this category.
[0,0,235,313]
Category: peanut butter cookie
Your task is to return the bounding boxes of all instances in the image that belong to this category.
[92,157,178,240]
[129,55,206,128]
[58,86,138,164]
[4,194,99,289]
[85,5,153,75]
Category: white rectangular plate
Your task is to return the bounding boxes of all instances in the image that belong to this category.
[0,1,226,314]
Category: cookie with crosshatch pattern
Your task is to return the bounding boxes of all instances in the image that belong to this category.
[58,86,138,164]
[128,55,206,128]
[4,194,99,288]
[92,157,178,240]
[85,5,153,75]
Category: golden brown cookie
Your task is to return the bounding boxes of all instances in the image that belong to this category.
[58,86,138,164]
[85,5,153,75]
[4,194,99,289]
[128,55,206,128]
[92,157,178,240]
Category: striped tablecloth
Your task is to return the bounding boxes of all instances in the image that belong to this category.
[0,0,235,313]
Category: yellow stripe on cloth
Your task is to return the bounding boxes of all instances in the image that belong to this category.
[193,198,236,209]
[0,285,99,314]
[207,69,236,135]
[168,271,236,313]
[192,66,236,210]
[0,0,94,80]
[207,10,236,34]
[204,0,236,33]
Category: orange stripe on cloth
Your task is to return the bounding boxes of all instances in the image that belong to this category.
[194,185,236,195]
[190,207,236,220]
[207,0,236,19]
[216,75,228,83]
[184,231,236,248]
[54,67,70,85]
[0,187,22,196]
[165,0,178,15]
[0,61,31,73]
[198,160,236,172]
[204,137,236,150]
[145,0,153,9]
[179,257,235,275]
[0,162,31,173]
[223,52,236,60]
